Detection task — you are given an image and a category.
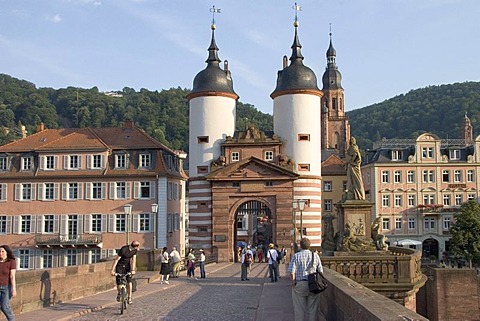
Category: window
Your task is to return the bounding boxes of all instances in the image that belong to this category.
[197,166,208,174]
[382,218,390,230]
[408,218,416,230]
[45,155,55,170]
[92,155,102,169]
[423,194,435,205]
[90,249,101,264]
[442,170,450,182]
[443,216,451,230]
[137,181,153,199]
[231,152,240,162]
[468,193,476,201]
[91,214,102,232]
[233,182,240,187]
[324,200,332,212]
[43,215,55,233]
[139,213,151,232]
[16,183,35,201]
[197,136,209,143]
[455,194,463,206]
[0,183,6,202]
[18,249,31,269]
[0,216,8,234]
[67,183,80,200]
[454,170,462,182]
[0,157,8,171]
[21,157,32,171]
[381,171,390,183]
[298,134,310,141]
[394,195,402,207]
[395,218,402,230]
[298,164,310,171]
[443,194,451,206]
[21,215,32,233]
[407,171,415,183]
[23,184,33,201]
[68,155,80,169]
[91,182,103,200]
[264,151,274,161]
[408,195,416,207]
[115,154,127,169]
[467,170,474,182]
[422,147,434,159]
[391,150,403,161]
[323,181,332,192]
[449,149,460,160]
[424,217,435,230]
[265,181,273,187]
[139,153,151,168]
[422,170,435,183]
[42,183,56,201]
[66,249,77,266]
[116,214,127,232]
[42,249,53,269]
[382,195,390,207]
[115,182,127,199]
[394,171,402,183]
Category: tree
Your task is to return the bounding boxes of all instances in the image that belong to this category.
[449,200,480,268]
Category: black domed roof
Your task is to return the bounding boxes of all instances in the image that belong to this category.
[271,26,320,98]
[189,27,237,98]
[322,36,343,91]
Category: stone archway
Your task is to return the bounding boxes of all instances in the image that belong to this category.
[233,200,274,262]
[422,238,439,260]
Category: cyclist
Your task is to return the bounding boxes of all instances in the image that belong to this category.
[110,240,140,304]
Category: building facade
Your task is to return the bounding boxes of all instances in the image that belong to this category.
[0,120,187,269]
[362,116,478,260]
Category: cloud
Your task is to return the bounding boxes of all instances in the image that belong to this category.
[65,0,102,6]
[47,14,62,23]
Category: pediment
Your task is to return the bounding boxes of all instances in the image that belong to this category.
[206,156,298,181]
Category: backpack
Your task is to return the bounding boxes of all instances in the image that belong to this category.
[276,249,283,263]
[244,251,252,264]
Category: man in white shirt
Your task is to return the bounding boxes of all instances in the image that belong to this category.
[240,246,253,281]
[169,247,182,278]
[266,243,279,282]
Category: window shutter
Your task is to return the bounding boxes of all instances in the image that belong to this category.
[35,249,42,269]
[6,216,11,234]
[60,215,68,236]
[78,155,82,169]
[14,184,20,201]
[126,182,131,200]
[40,156,45,170]
[84,214,91,233]
[62,183,68,200]
[78,183,83,200]
[108,214,115,232]
[133,182,139,199]
[54,156,59,170]
[102,214,108,232]
[85,183,92,200]
[31,183,36,200]
[132,214,139,232]
[101,182,107,199]
[37,184,44,201]
[63,155,68,169]
[30,215,36,233]
[37,215,43,233]
[54,215,60,233]
[77,215,83,236]
[150,182,155,199]
[86,155,91,169]
[101,155,105,168]
[54,183,60,200]
[109,182,115,199]
[12,216,19,234]
[0,183,7,201]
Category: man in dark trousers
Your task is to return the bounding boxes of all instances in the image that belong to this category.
[110,240,140,304]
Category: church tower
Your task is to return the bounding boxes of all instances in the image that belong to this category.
[187,16,238,250]
[271,14,323,246]
[321,32,350,157]
[463,112,473,144]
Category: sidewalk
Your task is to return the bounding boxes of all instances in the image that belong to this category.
[15,262,295,321]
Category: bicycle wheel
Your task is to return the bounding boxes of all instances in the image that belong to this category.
[120,286,127,314]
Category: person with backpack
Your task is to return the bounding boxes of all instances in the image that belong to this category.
[267,243,279,282]
[241,246,253,281]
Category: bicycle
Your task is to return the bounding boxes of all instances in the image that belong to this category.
[115,272,132,315]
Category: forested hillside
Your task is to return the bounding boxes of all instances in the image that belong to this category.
[347,82,480,149]
[2,73,480,153]
[0,74,272,151]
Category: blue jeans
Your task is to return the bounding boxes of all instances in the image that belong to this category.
[0,285,14,321]
[269,261,279,282]
[199,262,206,278]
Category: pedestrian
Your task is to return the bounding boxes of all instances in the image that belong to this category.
[169,246,182,278]
[257,246,263,263]
[159,247,170,284]
[0,245,16,321]
[288,237,324,321]
[110,240,139,305]
[241,246,253,281]
[266,243,279,282]
[199,249,206,278]
[280,246,287,264]
[187,249,197,279]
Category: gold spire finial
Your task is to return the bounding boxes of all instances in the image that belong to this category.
[210,5,221,30]
[293,2,301,27]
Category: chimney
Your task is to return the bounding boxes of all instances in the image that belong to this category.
[36,123,45,133]
[124,118,134,129]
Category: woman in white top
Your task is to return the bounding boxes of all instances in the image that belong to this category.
[159,247,170,284]
[199,249,206,278]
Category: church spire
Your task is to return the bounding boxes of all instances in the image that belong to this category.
[290,3,304,62]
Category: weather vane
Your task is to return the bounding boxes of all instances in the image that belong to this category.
[293,2,302,26]
[210,5,221,28]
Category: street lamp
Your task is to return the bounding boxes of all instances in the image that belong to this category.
[123,204,132,245]
[293,199,307,241]
[151,203,158,249]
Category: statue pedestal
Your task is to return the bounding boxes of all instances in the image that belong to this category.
[336,199,374,241]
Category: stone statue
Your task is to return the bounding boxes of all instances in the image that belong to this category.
[336,221,376,252]
[371,217,388,251]
[346,137,365,200]
[211,156,226,169]
[321,215,336,254]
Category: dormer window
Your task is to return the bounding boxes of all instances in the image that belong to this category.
[44,155,56,170]
[65,155,81,170]
[449,149,460,160]
[115,153,127,169]
[391,150,403,161]
[264,151,274,161]
[139,153,151,168]
[421,147,434,159]
[91,155,103,169]
[231,152,240,162]
[0,156,9,171]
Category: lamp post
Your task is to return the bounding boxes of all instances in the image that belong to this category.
[292,199,307,243]
[123,204,132,245]
[151,203,158,249]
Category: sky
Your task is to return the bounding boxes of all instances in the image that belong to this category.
[1,0,479,115]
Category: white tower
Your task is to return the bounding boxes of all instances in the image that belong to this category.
[187,20,238,250]
[271,18,323,246]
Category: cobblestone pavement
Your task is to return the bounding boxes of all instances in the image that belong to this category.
[17,261,295,321]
